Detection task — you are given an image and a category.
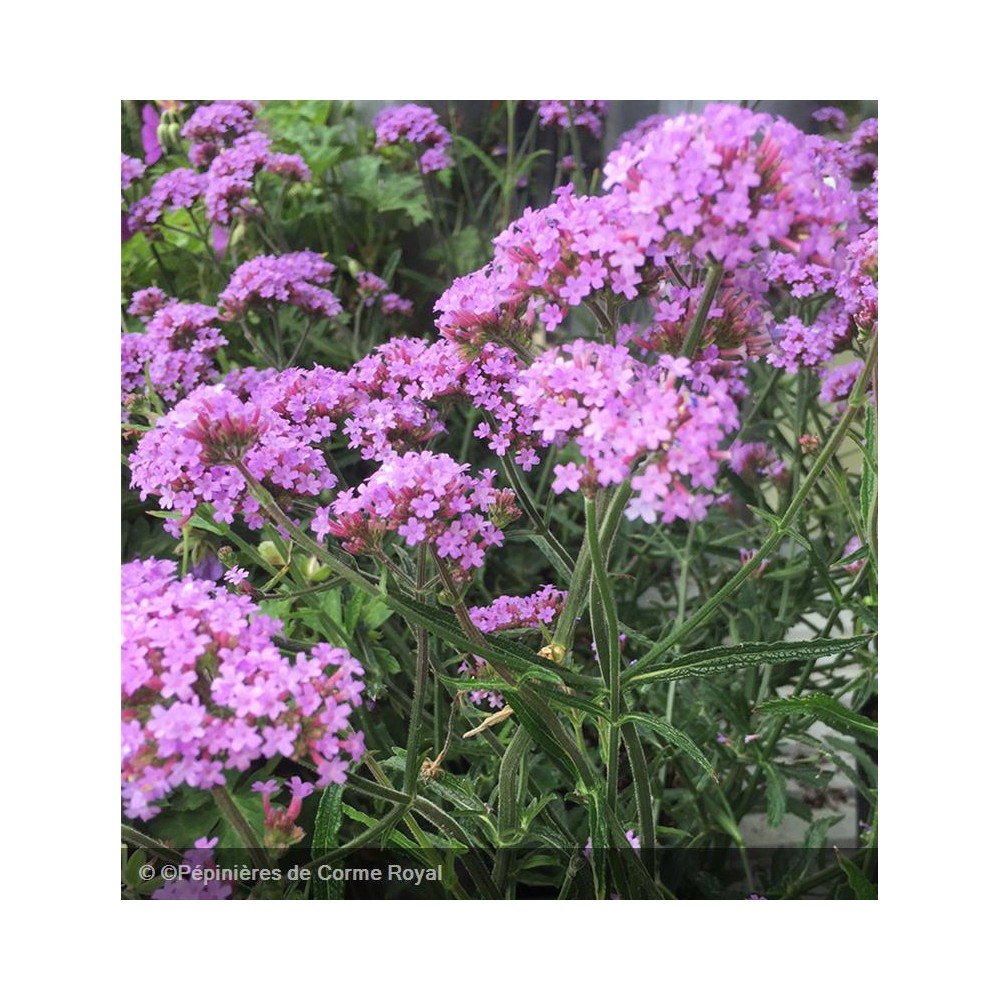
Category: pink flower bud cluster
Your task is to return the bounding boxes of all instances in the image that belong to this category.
[122,558,366,821]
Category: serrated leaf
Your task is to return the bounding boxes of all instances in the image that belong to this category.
[837,851,877,899]
[756,693,877,745]
[311,784,345,900]
[620,713,717,782]
[625,635,872,689]
[762,761,787,827]
[804,814,842,850]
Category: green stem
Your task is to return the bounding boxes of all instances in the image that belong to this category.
[681,262,723,357]
[621,721,655,852]
[552,478,633,653]
[498,449,573,577]
[493,724,532,892]
[404,546,430,791]
[120,824,186,864]
[211,786,269,867]
[586,497,621,814]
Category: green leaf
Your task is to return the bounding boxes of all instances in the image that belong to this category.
[756,693,878,745]
[624,635,872,689]
[620,713,717,782]
[804,814,842,850]
[453,134,505,184]
[837,851,877,900]
[311,784,345,900]
[761,761,787,827]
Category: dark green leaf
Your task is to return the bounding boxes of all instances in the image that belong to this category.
[756,693,878,745]
[837,851,877,900]
[625,635,872,689]
[620,713,717,782]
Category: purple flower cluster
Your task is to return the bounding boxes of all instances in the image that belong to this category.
[129,168,208,234]
[129,383,336,533]
[812,106,849,132]
[121,153,145,190]
[311,451,520,580]
[819,360,865,408]
[122,558,366,820]
[219,251,342,321]
[604,103,858,273]
[373,103,453,174]
[459,585,568,707]
[151,838,232,900]
[766,305,849,374]
[181,100,260,166]
[204,130,310,226]
[505,341,741,523]
[356,270,388,306]
[836,226,877,333]
[127,101,310,236]
[122,293,226,408]
[537,100,608,138]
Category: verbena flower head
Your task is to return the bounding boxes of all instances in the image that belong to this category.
[604,103,859,272]
[204,131,310,226]
[537,100,608,138]
[181,100,260,166]
[121,297,226,408]
[218,251,341,321]
[129,168,208,234]
[507,340,741,523]
[122,558,366,820]
[313,450,519,581]
[459,586,568,708]
[129,383,335,533]
[766,303,849,374]
[373,103,453,174]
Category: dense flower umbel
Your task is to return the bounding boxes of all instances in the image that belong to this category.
[604,103,859,272]
[373,103,453,174]
[537,101,609,138]
[181,100,260,166]
[121,558,366,820]
[121,296,226,407]
[218,251,342,321]
[129,383,335,533]
[204,131,310,226]
[312,450,520,581]
[129,168,208,234]
[503,341,741,523]
[459,586,568,707]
